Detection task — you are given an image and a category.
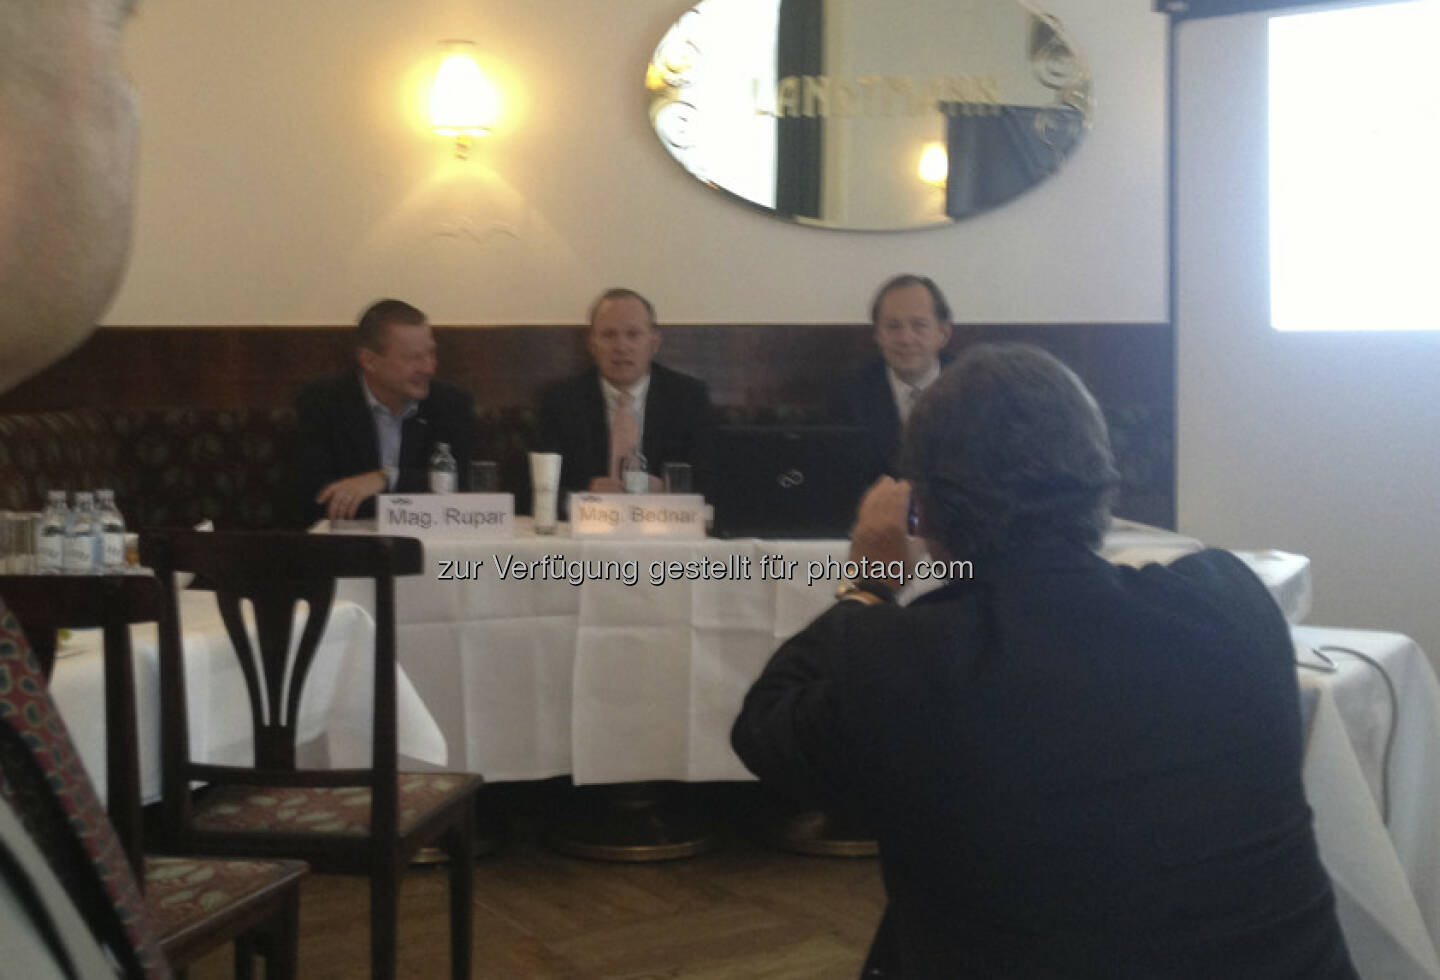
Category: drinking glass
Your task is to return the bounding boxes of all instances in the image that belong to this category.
[663,462,693,494]
[3,511,39,573]
[0,512,13,572]
[468,460,501,493]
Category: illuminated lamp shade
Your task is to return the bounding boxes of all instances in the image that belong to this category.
[917,142,949,188]
[429,40,498,158]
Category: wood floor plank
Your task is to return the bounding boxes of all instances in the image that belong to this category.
[180,787,886,978]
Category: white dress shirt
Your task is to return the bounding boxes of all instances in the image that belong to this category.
[886,361,942,424]
[362,379,419,490]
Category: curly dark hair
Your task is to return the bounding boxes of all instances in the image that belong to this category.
[900,343,1119,558]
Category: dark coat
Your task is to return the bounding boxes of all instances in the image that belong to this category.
[732,546,1355,979]
[535,362,712,495]
[829,355,951,479]
[283,370,477,527]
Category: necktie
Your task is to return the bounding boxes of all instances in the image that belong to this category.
[901,384,922,423]
[610,390,639,479]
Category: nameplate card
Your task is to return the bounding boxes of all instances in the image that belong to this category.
[378,494,515,539]
[569,494,706,539]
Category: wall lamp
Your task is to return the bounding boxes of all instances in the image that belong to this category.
[918,142,949,188]
[429,40,499,159]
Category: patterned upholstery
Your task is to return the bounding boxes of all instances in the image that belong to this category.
[143,855,306,946]
[473,404,538,504]
[0,407,294,529]
[191,775,473,836]
[714,404,829,426]
[0,408,118,509]
[0,598,171,979]
[0,400,1175,529]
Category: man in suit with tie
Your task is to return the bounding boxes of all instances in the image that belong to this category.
[831,274,954,479]
[537,288,712,495]
[285,298,478,525]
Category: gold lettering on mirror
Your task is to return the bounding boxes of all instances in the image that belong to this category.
[650,0,1092,230]
[765,75,1003,119]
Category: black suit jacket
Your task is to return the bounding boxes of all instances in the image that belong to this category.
[830,358,900,479]
[733,547,1354,979]
[283,370,477,527]
[829,355,950,479]
[535,362,712,495]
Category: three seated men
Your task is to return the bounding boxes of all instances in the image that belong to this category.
[283,277,949,523]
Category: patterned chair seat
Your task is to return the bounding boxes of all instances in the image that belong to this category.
[145,855,307,963]
[190,775,478,837]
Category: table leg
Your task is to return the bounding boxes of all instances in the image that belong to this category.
[545,781,720,862]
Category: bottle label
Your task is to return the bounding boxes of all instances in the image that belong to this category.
[103,532,125,568]
[430,471,457,494]
[63,535,96,573]
[37,535,63,572]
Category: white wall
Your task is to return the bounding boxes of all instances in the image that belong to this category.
[106,0,1166,326]
[1175,12,1440,660]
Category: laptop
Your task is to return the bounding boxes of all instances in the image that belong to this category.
[706,425,876,539]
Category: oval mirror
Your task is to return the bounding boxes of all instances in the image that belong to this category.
[646,0,1092,231]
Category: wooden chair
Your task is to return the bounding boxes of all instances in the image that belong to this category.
[0,574,307,979]
[0,594,170,978]
[139,530,482,980]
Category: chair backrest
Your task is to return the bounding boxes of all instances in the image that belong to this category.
[138,531,422,839]
[0,597,170,979]
[0,573,159,873]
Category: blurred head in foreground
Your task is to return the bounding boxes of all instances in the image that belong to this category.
[0,0,140,392]
[902,342,1119,559]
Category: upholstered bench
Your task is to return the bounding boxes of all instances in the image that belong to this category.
[0,408,295,529]
[1,400,1170,529]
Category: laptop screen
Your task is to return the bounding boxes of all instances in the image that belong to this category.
[706,425,876,539]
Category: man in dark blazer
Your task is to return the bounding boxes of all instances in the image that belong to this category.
[536,288,711,496]
[830,274,954,479]
[734,344,1355,979]
[285,299,478,526]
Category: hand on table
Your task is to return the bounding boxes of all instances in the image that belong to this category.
[317,470,386,520]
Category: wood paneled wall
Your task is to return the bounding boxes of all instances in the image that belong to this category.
[0,322,1174,523]
[0,322,1170,410]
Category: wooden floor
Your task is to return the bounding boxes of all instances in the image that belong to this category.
[184,783,885,979]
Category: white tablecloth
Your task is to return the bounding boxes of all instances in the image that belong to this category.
[330,513,1440,977]
[333,520,1308,784]
[50,589,447,805]
[1296,626,1440,977]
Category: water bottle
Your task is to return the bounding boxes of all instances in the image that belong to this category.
[96,489,126,572]
[428,442,457,493]
[621,450,650,494]
[64,491,99,573]
[36,490,69,574]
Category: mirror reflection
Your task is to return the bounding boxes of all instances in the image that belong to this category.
[647,0,1093,230]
